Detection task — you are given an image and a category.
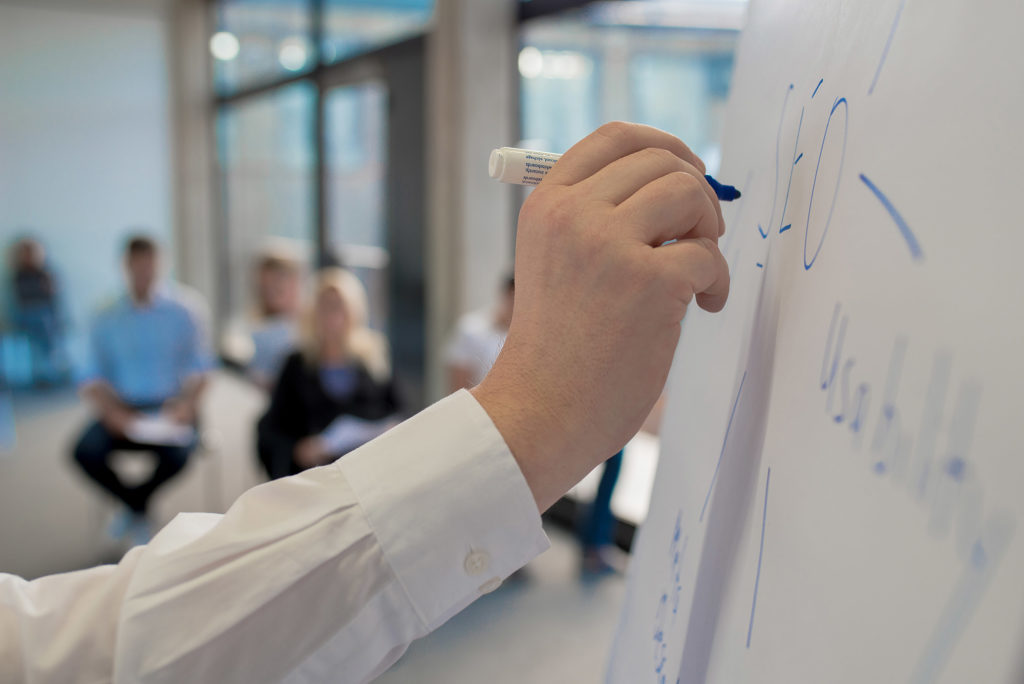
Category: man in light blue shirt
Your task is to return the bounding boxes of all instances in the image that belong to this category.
[71,236,213,543]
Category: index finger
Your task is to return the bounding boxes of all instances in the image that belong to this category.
[545,122,706,186]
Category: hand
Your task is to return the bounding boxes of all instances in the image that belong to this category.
[101,407,136,438]
[294,436,329,469]
[472,122,730,511]
[162,398,197,426]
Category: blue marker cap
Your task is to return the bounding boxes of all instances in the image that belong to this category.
[704,175,742,202]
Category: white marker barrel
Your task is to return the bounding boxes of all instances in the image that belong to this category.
[488,147,563,186]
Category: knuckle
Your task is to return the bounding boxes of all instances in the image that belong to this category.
[694,236,718,254]
[668,273,695,303]
[643,147,679,167]
[669,170,703,195]
[596,120,635,145]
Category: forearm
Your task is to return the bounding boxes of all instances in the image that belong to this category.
[179,373,208,408]
[81,381,130,421]
[0,548,144,683]
[1,391,547,684]
[471,368,593,514]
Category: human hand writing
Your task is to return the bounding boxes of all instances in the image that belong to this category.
[472,122,730,511]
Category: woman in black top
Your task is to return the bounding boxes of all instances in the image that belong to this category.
[257,268,401,480]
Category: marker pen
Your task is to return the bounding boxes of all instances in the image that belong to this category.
[489,146,742,201]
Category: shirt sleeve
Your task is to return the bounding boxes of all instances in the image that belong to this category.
[0,390,548,684]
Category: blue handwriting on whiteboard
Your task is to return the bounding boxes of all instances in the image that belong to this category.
[803,97,848,270]
[653,511,689,683]
[817,301,1015,679]
[753,82,849,273]
[869,0,908,95]
[858,173,924,260]
[757,84,794,242]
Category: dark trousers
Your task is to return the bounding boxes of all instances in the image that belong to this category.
[581,449,624,549]
[71,421,192,514]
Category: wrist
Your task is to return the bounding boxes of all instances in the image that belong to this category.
[471,361,583,513]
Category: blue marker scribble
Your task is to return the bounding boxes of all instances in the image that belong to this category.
[869,0,908,95]
[812,78,824,98]
[755,262,763,268]
[858,173,924,260]
[758,85,794,241]
[700,371,748,522]
[946,457,966,482]
[653,511,689,680]
[746,467,772,648]
[910,517,1015,684]
[803,97,849,270]
[776,107,805,236]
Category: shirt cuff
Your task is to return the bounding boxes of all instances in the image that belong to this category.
[336,389,549,631]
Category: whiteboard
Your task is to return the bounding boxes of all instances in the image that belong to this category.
[607,0,1024,682]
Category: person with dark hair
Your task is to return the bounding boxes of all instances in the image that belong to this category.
[445,274,515,392]
[222,240,304,389]
[71,235,214,545]
[7,237,67,385]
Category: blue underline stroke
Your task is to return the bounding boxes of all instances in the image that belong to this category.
[858,173,924,260]
[869,0,908,95]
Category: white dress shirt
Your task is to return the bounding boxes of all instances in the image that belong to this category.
[0,390,549,683]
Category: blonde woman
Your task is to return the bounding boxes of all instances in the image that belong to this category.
[256,268,401,479]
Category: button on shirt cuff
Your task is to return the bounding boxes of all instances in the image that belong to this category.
[336,389,550,632]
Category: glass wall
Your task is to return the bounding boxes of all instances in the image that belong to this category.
[325,82,389,332]
[216,81,317,318]
[211,0,315,94]
[519,1,744,174]
[210,0,435,94]
[210,0,430,405]
[323,0,434,64]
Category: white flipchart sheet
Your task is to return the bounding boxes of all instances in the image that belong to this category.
[607,0,1024,682]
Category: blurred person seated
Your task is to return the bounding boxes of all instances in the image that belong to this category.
[71,235,214,545]
[7,236,68,386]
[257,268,401,480]
[445,274,514,392]
[222,241,303,389]
[580,397,665,577]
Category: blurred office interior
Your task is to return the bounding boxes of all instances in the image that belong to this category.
[0,0,745,680]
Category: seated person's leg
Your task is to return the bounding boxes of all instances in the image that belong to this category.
[129,444,192,515]
[71,421,139,510]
